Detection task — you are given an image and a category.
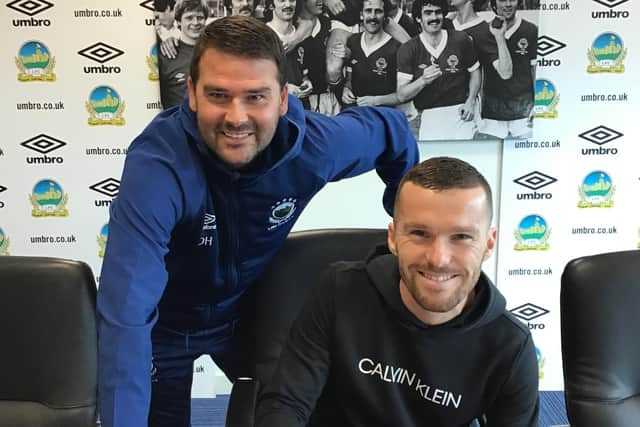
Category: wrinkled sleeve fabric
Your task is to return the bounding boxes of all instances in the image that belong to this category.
[307,106,419,215]
[255,267,337,427]
[97,146,183,427]
[486,333,540,427]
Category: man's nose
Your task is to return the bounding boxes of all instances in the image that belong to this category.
[424,238,450,268]
[225,99,249,125]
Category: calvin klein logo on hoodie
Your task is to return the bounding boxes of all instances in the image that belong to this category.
[358,358,462,408]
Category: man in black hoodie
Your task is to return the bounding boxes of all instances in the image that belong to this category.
[256,156,539,427]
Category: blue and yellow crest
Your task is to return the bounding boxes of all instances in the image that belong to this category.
[15,40,56,82]
[588,32,626,73]
[0,227,10,256]
[97,223,109,258]
[147,44,159,81]
[535,347,545,380]
[533,79,559,119]
[29,179,69,217]
[578,170,615,208]
[514,214,551,251]
[86,85,126,126]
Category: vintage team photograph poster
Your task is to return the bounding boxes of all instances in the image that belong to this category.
[154,0,540,142]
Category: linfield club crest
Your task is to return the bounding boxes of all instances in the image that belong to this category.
[514,214,551,251]
[97,223,108,258]
[0,227,9,256]
[29,179,69,217]
[268,197,297,230]
[578,170,615,208]
[533,79,559,119]
[15,40,56,82]
[588,32,626,73]
[86,85,126,126]
[147,44,159,81]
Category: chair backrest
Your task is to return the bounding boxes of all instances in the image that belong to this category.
[245,228,387,387]
[560,250,640,427]
[0,256,98,427]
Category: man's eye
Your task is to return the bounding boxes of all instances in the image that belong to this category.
[208,92,227,100]
[410,230,427,238]
[452,234,473,241]
[247,94,265,102]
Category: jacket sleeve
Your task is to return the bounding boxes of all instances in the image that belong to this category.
[255,267,337,427]
[312,106,419,215]
[485,333,540,427]
[97,149,183,427]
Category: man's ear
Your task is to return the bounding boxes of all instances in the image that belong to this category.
[483,227,497,261]
[387,222,398,256]
[187,77,197,112]
[279,84,289,116]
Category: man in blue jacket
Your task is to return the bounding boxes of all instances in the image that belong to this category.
[97,15,418,427]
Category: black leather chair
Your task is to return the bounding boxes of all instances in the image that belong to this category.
[225,228,388,427]
[560,250,640,427]
[0,256,98,427]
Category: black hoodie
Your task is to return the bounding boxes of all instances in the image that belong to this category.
[256,248,539,427]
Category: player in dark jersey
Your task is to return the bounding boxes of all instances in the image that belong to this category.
[297,0,341,114]
[449,0,513,131]
[397,0,481,140]
[342,0,403,108]
[266,0,314,109]
[324,0,411,87]
[477,0,537,138]
[159,0,209,109]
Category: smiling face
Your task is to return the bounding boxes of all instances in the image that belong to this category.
[271,0,297,21]
[494,0,517,21]
[362,0,385,35]
[231,0,254,16]
[420,3,444,34]
[187,47,288,170]
[388,182,496,325]
[179,9,207,42]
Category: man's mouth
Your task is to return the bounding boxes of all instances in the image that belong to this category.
[222,130,253,139]
[419,271,455,282]
[427,19,441,26]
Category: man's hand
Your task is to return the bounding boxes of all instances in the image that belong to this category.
[342,86,356,104]
[357,95,379,107]
[160,37,179,59]
[420,64,442,84]
[325,0,346,15]
[459,99,476,121]
[330,42,350,59]
[298,80,314,98]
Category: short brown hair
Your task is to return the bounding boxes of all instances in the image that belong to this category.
[189,16,287,87]
[395,156,493,222]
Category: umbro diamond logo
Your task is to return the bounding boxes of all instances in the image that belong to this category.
[78,42,125,64]
[537,36,566,57]
[578,126,623,145]
[21,134,67,154]
[513,171,557,191]
[139,0,155,12]
[6,0,54,16]
[593,0,628,8]
[89,178,120,198]
[510,303,550,322]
